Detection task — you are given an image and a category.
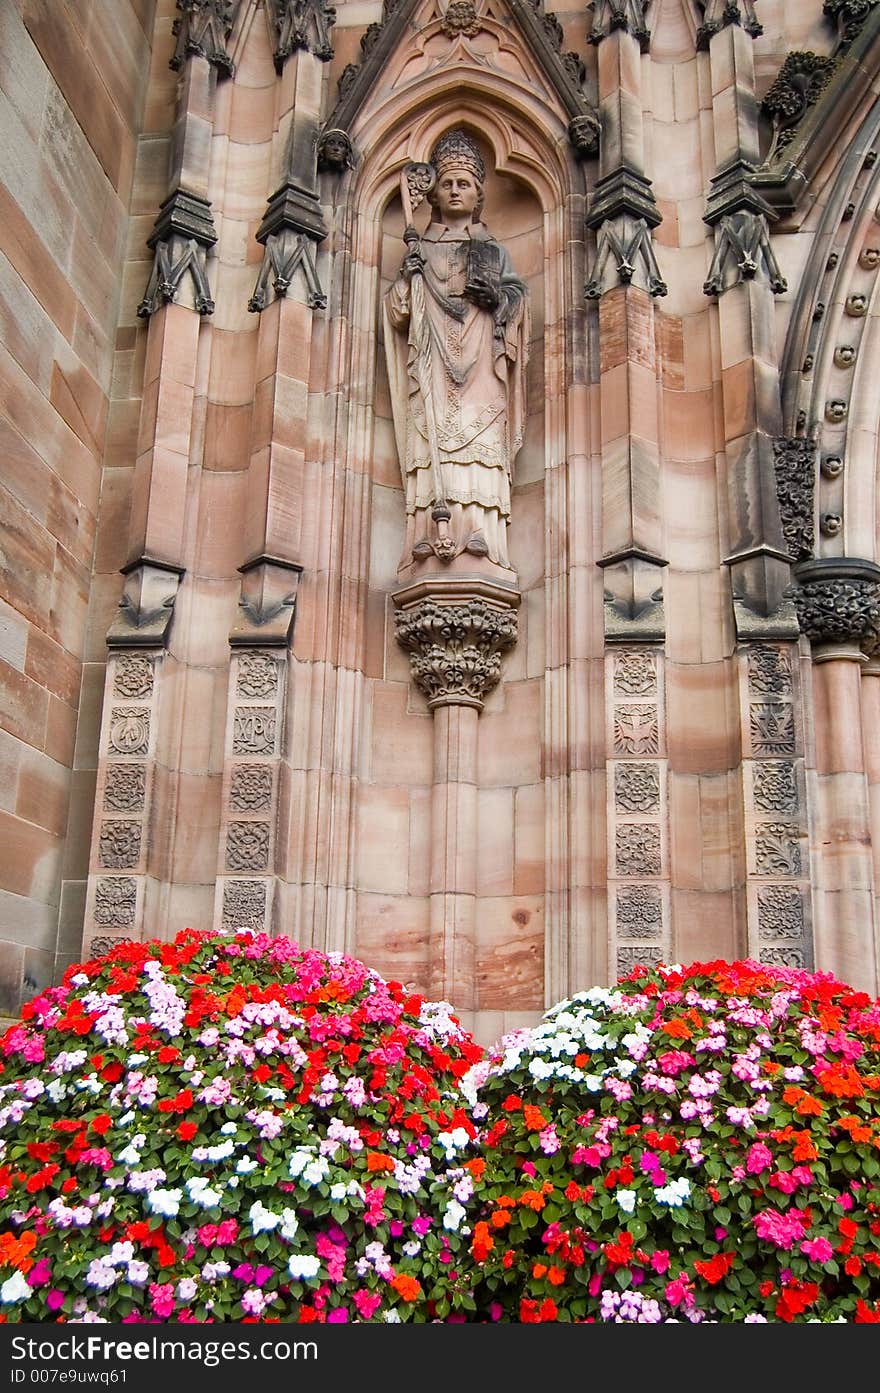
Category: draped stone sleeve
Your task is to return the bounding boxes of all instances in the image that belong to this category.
[383,275,415,493]
[493,246,530,469]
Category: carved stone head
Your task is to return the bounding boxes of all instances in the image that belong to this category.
[428,128,486,219]
[317,127,354,171]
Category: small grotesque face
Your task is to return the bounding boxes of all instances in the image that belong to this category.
[318,130,352,170]
[434,167,480,221]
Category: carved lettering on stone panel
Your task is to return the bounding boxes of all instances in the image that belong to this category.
[617,945,664,977]
[94,878,137,927]
[753,762,799,813]
[103,766,147,813]
[757,885,806,939]
[756,823,802,877]
[109,709,151,757]
[222,879,268,929]
[233,708,277,756]
[614,705,659,756]
[98,822,143,870]
[615,763,660,813]
[113,655,154,700]
[750,703,796,756]
[747,646,792,696]
[613,651,657,696]
[616,885,663,937]
[236,654,279,700]
[229,765,274,813]
[616,824,662,877]
[225,822,271,872]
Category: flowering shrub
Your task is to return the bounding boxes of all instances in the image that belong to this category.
[463,960,880,1322]
[0,929,485,1323]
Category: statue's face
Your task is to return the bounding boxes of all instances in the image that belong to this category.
[323,135,348,163]
[435,167,480,220]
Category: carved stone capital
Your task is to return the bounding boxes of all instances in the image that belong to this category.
[793,558,880,659]
[269,0,336,69]
[392,577,520,711]
[588,0,650,51]
[170,0,238,77]
[697,1,763,50]
[106,560,185,649]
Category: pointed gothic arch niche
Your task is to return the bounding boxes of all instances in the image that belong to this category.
[321,61,591,1002]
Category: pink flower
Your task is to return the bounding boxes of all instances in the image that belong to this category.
[352,1289,382,1320]
[149,1283,175,1318]
[28,1259,52,1288]
[801,1237,833,1263]
[665,1276,694,1308]
[327,1308,348,1322]
[746,1143,773,1175]
[46,1290,65,1312]
[753,1208,808,1250]
[650,1251,670,1274]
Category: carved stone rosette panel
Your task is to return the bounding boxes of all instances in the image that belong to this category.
[84,653,159,957]
[740,644,813,970]
[214,649,285,933]
[607,648,670,979]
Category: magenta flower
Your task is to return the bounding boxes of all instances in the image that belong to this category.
[801,1237,833,1263]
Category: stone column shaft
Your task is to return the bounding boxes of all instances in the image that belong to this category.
[429,705,478,1005]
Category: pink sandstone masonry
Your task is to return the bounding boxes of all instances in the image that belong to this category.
[3,0,880,1043]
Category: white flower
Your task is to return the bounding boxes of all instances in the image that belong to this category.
[0,1271,31,1304]
[288,1148,313,1178]
[443,1200,466,1232]
[249,1201,280,1233]
[280,1208,300,1240]
[616,1188,637,1214]
[185,1177,223,1208]
[288,1254,321,1280]
[236,1157,258,1174]
[528,1057,555,1080]
[655,1177,691,1207]
[146,1188,182,1218]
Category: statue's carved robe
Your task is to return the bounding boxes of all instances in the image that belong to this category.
[383,220,530,568]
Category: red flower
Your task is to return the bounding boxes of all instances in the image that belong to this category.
[694,1252,735,1286]
[90,1115,112,1136]
[177,1121,198,1142]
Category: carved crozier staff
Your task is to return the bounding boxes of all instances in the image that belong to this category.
[399,161,454,552]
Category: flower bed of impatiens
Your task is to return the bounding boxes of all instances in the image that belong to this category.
[459,959,880,1322]
[0,929,483,1323]
[2,939,880,1322]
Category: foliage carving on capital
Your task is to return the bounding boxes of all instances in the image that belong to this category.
[823,0,880,48]
[761,53,838,164]
[793,574,880,654]
[394,599,518,710]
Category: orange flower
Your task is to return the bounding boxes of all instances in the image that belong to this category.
[547,1265,566,1286]
[390,1274,421,1301]
[532,1262,548,1279]
[365,1152,396,1174]
[782,1086,805,1106]
[471,1222,494,1262]
[663,1018,692,1040]
[465,1158,485,1179]
[518,1189,547,1212]
[523,1105,548,1132]
[490,1210,512,1229]
[0,1231,36,1273]
[795,1095,824,1117]
[792,1131,818,1162]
